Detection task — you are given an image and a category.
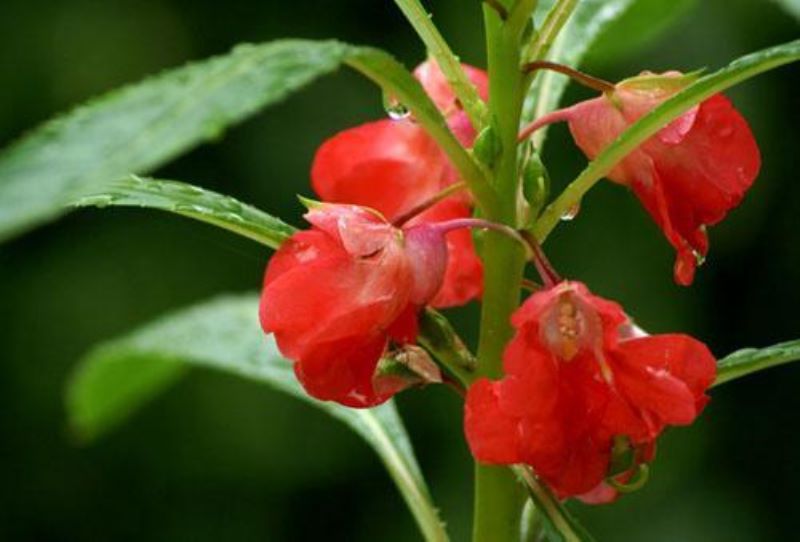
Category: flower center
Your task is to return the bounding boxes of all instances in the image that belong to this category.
[555,297,582,360]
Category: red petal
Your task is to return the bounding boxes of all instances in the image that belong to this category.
[566,79,760,285]
[612,334,716,429]
[294,335,390,408]
[545,436,612,498]
[260,227,413,360]
[311,119,448,222]
[464,379,522,464]
[498,340,559,417]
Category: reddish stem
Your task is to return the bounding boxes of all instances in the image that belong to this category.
[518,107,573,143]
[523,60,615,93]
[393,182,468,227]
[521,231,560,287]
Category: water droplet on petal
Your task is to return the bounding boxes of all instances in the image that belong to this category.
[693,250,706,266]
[560,203,581,221]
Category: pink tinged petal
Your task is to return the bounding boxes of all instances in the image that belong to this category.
[311,120,448,221]
[408,199,483,308]
[577,482,620,505]
[402,223,449,306]
[304,203,394,257]
[464,379,522,465]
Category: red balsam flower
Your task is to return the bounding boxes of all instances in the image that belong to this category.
[465,281,716,501]
[558,71,761,285]
[260,203,450,408]
[311,60,488,307]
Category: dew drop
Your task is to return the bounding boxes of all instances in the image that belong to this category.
[74,194,116,208]
[221,212,246,224]
[382,91,411,120]
[560,202,581,221]
[693,250,706,267]
[173,203,207,214]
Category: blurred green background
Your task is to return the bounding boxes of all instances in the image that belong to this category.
[1,0,798,540]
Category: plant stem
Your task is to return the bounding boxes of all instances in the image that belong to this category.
[472,2,528,541]
[393,0,489,129]
[512,466,592,542]
[394,182,467,227]
[522,61,614,93]
[523,0,578,62]
[507,0,539,39]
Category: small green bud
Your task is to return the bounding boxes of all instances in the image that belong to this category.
[521,149,550,225]
[472,126,501,168]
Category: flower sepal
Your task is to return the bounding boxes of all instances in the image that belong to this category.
[373,345,443,397]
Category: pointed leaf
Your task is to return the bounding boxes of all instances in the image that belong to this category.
[67,294,448,542]
[73,176,296,249]
[714,339,800,386]
[1,39,490,242]
[0,40,349,242]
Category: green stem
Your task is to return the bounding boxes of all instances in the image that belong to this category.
[522,0,579,148]
[393,0,489,128]
[472,2,528,541]
[512,466,593,542]
[523,0,578,62]
[507,0,539,40]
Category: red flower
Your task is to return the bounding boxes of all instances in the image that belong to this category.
[564,71,761,285]
[464,281,716,500]
[260,203,449,407]
[311,60,488,307]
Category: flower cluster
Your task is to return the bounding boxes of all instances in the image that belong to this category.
[465,281,716,501]
[260,60,760,500]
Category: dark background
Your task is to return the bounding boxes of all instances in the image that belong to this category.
[1,0,798,540]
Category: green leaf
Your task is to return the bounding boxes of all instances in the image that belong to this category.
[714,339,800,387]
[0,39,493,243]
[773,0,800,21]
[73,175,296,249]
[67,294,449,542]
[587,0,696,61]
[0,40,349,243]
[523,0,693,145]
[534,39,800,242]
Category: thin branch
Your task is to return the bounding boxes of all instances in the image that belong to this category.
[394,182,467,227]
[483,0,509,19]
[523,60,614,93]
